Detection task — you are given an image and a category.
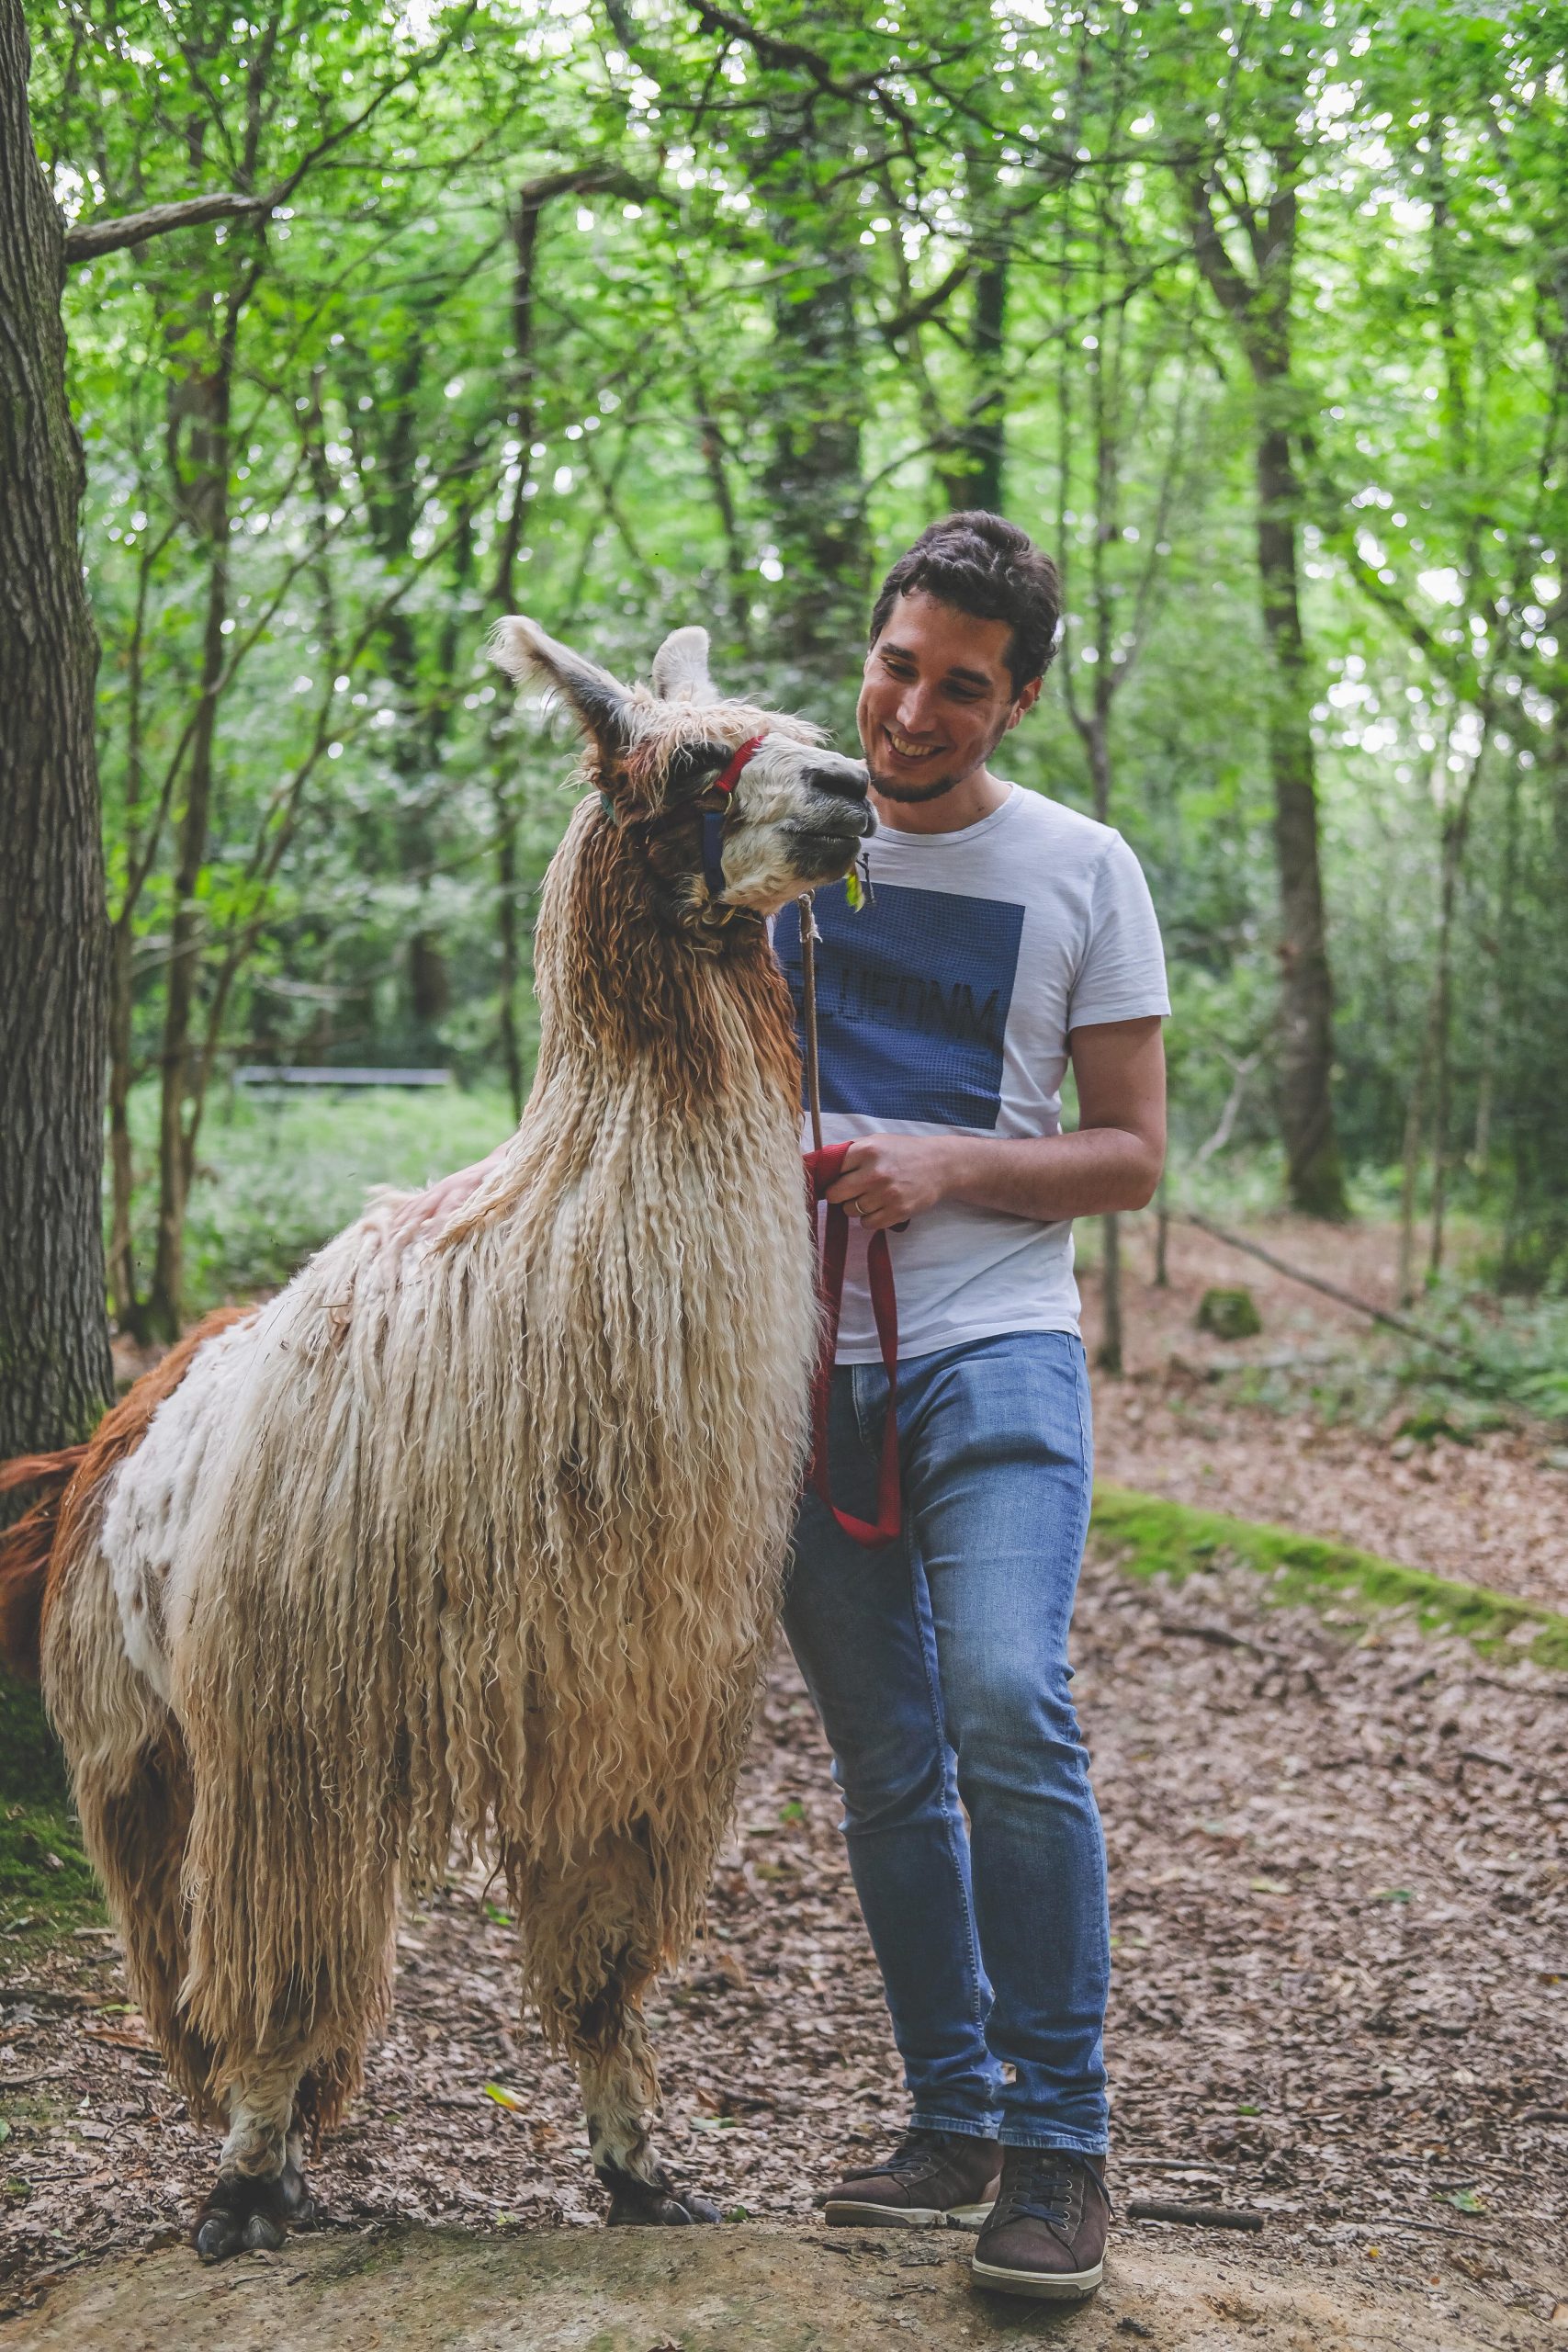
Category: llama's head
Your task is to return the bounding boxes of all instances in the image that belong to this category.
[491,616,874,924]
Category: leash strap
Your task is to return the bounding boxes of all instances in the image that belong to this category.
[803,1142,900,1549]
[701,734,766,899]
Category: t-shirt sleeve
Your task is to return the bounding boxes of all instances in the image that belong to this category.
[1068,834,1171,1027]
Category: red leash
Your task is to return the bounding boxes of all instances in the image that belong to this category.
[803,1141,901,1549]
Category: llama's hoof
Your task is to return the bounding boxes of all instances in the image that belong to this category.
[604,2170,722,2226]
[192,2161,316,2262]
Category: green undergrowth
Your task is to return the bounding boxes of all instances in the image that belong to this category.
[0,1674,101,1949]
[116,1080,517,1316]
[1091,1483,1568,1674]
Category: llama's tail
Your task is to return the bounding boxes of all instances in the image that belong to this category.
[0,1306,254,1688]
[0,1449,88,1681]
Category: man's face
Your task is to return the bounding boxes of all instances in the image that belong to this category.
[856,589,1042,803]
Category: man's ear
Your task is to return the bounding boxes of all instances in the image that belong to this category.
[1007,674,1044,729]
[651,625,720,705]
[491,616,634,750]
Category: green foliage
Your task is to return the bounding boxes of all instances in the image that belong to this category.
[0,1674,100,1942]
[117,1083,515,1313]
[17,0,1568,1296]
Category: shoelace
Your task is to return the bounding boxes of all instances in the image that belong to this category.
[998,2150,1095,2230]
[882,2127,956,2179]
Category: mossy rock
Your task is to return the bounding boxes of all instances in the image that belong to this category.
[1196,1284,1262,1340]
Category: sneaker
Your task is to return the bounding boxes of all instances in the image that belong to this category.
[823,2126,1001,2229]
[970,2147,1110,2300]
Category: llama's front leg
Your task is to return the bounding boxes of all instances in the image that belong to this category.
[570,1972,720,2226]
[193,2075,317,2261]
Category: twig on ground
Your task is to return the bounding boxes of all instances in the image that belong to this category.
[1126,2199,1264,2231]
[1178,1211,1475,1364]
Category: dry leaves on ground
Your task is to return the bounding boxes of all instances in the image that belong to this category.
[3,1548,1564,2335]
[1081,1216,1568,1611]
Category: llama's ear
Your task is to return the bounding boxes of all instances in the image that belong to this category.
[490,616,633,749]
[650,625,719,706]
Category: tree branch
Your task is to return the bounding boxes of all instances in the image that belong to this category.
[63,6,478,265]
[63,188,268,263]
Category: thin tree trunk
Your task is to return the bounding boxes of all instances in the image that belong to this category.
[148,356,233,1338]
[494,777,525,1123]
[1254,411,1345,1219]
[0,0,114,1457]
[1181,141,1347,1222]
[1153,1175,1169,1289]
[1097,1208,1123,1376]
[958,235,1007,512]
[1426,812,1463,1285]
[1397,1012,1433,1308]
[106,917,142,1331]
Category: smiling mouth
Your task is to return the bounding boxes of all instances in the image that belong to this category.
[883,726,944,763]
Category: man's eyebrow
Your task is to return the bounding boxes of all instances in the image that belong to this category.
[879,639,994,690]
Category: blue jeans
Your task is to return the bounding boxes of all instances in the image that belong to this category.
[782,1331,1109,2154]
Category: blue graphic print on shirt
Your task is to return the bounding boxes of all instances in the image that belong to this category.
[774,880,1025,1129]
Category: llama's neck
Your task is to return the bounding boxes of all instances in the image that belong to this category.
[531,799,803,1125]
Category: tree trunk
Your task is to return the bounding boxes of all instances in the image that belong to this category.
[1254,411,1347,1219]
[1097,1208,1123,1376]
[765,236,867,677]
[1426,810,1464,1285]
[106,915,143,1332]
[0,0,114,1459]
[147,354,233,1339]
[957,243,1007,513]
[494,777,525,1123]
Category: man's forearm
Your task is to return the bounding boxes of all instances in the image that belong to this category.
[937,1126,1163,1221]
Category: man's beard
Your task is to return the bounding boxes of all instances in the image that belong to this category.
[867,762,965,805]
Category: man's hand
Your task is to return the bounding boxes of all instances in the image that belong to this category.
[825,1136,958,1231]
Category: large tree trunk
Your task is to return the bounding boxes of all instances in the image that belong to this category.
[0,0,114,1460]
[765,241,867,677]
[1253,410,1347,1220]
[956,185,1008,514]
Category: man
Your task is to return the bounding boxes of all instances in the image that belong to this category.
[772,510,1168,2303]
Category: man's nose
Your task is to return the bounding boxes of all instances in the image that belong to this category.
[894,680,938,735]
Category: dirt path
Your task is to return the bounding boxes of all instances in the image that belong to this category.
[3,2215,1555,2352]
[1080,1215,1568,1612]
[4,1545,1564,2338]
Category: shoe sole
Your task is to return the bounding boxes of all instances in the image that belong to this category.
[824,2199,997,2231]
[971,2252,1104,2301]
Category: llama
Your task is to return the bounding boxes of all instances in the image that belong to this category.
[0,616,872,2259]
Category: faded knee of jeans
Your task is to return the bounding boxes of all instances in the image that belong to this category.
[946,1677,1089,1798]
[835,1737,952,1836]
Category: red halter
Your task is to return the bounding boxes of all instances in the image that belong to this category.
[802,1142,901,1549]
[701,735,766,897]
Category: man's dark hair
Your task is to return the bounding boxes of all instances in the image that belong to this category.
[868,511,1063,695]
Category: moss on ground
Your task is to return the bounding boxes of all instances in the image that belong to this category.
[1091,1482,1568,1674]
[0,1672,101,1945]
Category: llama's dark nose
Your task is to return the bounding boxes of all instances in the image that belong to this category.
[809,759,870,805]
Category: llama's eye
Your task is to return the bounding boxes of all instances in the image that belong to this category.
[665,741,731,795]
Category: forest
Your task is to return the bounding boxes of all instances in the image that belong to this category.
[5,7,1568,2335]
[5,0,1565,1383]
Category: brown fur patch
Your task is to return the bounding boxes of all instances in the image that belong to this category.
[559,815,802,1112]
[0,1455,84,1679]
[0,1308,255,1682]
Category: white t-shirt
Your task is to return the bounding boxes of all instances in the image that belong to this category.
[773,783,1169,1363]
